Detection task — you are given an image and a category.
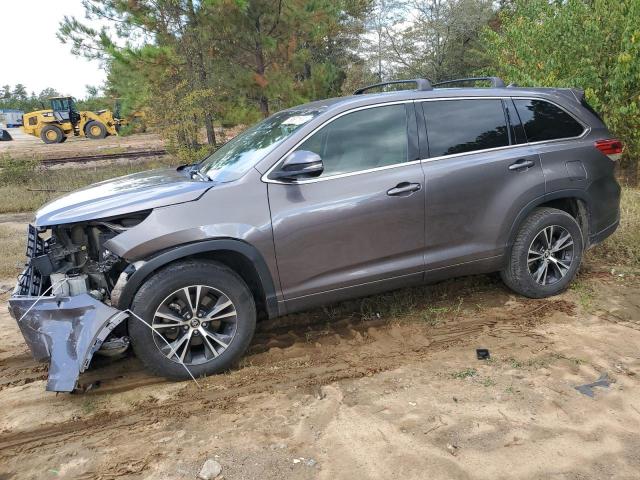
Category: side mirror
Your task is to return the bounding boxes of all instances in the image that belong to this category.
[272,150,324,181]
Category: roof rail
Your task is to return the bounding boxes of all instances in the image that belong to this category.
[432,76,506,88]
[353,78,433,95]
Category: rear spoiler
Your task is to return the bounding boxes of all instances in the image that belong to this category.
[569,88,604,123]
[569,88,585,104]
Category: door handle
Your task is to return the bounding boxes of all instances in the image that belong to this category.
[509,159,535,171]
[387,182,421,196]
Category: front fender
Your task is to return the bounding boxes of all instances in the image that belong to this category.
[113,239,279,318]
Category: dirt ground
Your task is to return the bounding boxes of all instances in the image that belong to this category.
[0,127,164,158]
[0,213,638,480]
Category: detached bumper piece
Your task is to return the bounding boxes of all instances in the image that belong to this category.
[8,294,127,392]
[0,129,12,141]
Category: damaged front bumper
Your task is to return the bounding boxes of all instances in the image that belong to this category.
[8,293,127,392]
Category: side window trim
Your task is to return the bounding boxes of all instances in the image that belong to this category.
[504,98,526,144]
[406,102,420,162]
[414,99,430,160]
[263,101,419,184]
[502,99,513,146]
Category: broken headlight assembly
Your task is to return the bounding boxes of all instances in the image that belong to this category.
[17,212,149,300]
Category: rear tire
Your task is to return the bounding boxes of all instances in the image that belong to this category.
[501,208,583,298]
[85,121,107,139]
[40,125,65,144]
[128,260,256,380]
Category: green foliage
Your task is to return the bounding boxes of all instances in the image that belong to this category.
[390,0,495,82]
[480,0,640,182]
[57,0,369,154]
[1,85,61,112]
[0,154,39,186]
[590,187,640,266]
[54,0,639,182]
[0,83,118,117]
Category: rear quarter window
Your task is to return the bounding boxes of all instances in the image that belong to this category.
[513,99,585,142]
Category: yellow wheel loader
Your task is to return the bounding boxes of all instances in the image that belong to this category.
[113,99,147,134]
[22,97,119,144]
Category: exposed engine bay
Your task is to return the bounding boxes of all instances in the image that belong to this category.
[17,213,149,300]
[10,213,149,392]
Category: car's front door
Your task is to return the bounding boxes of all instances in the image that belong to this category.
[418,98,546,272]
[266,102,426,312]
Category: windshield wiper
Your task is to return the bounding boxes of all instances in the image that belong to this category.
[189,164,209,182]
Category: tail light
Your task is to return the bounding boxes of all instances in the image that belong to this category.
[595,139,623,161]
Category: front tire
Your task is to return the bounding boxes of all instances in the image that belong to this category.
[85,121,107,139]
[501,208,583,298]
[129,260,256,380]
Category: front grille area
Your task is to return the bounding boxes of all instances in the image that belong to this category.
[15,225,47,296]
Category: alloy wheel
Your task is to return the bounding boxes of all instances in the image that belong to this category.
[527,225,575,286]
[151,285,238,365]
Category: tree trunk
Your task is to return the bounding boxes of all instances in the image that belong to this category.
[259,95,269,118]
[204,113,215,146]
[186,0,216,147]
[254,21,270,118]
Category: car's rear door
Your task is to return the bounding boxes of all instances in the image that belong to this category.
[266,102,426,312]
[418,97,545,274]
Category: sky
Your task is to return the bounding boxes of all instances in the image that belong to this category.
[2,0,106,98]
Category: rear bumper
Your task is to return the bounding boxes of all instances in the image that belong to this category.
[588,217,619,247]
[8,294,126,392]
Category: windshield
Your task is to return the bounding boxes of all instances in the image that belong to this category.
[199,108,323,182]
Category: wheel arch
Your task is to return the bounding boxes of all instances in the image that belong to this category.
[507,190,590,250]
[115,239,280,319]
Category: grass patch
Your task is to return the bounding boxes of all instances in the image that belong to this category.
[481,377,496,387]
[590,186,640,266]
[508,358,525,369]
[0,224,26,279]
[506,355,556,370]
[0,153,40,186]
[420,300,463,326]
[81,398,97,415]
[451,368,478,379]
[358,288,420,320]
[570,277,595,312]
[0,154,179,213]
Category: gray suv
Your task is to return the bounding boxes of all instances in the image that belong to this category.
[9,77,622,391]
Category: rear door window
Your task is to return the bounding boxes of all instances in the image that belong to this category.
[422,99,509,157]
[513,99,584,142]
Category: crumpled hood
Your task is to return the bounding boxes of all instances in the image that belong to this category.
[35,167,212,227]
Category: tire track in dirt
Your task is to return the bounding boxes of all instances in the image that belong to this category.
[0,296,572,456]
[0,355,49,390]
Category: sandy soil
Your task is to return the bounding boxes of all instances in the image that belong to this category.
[0,127,164,159]
[0,240,638,479]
